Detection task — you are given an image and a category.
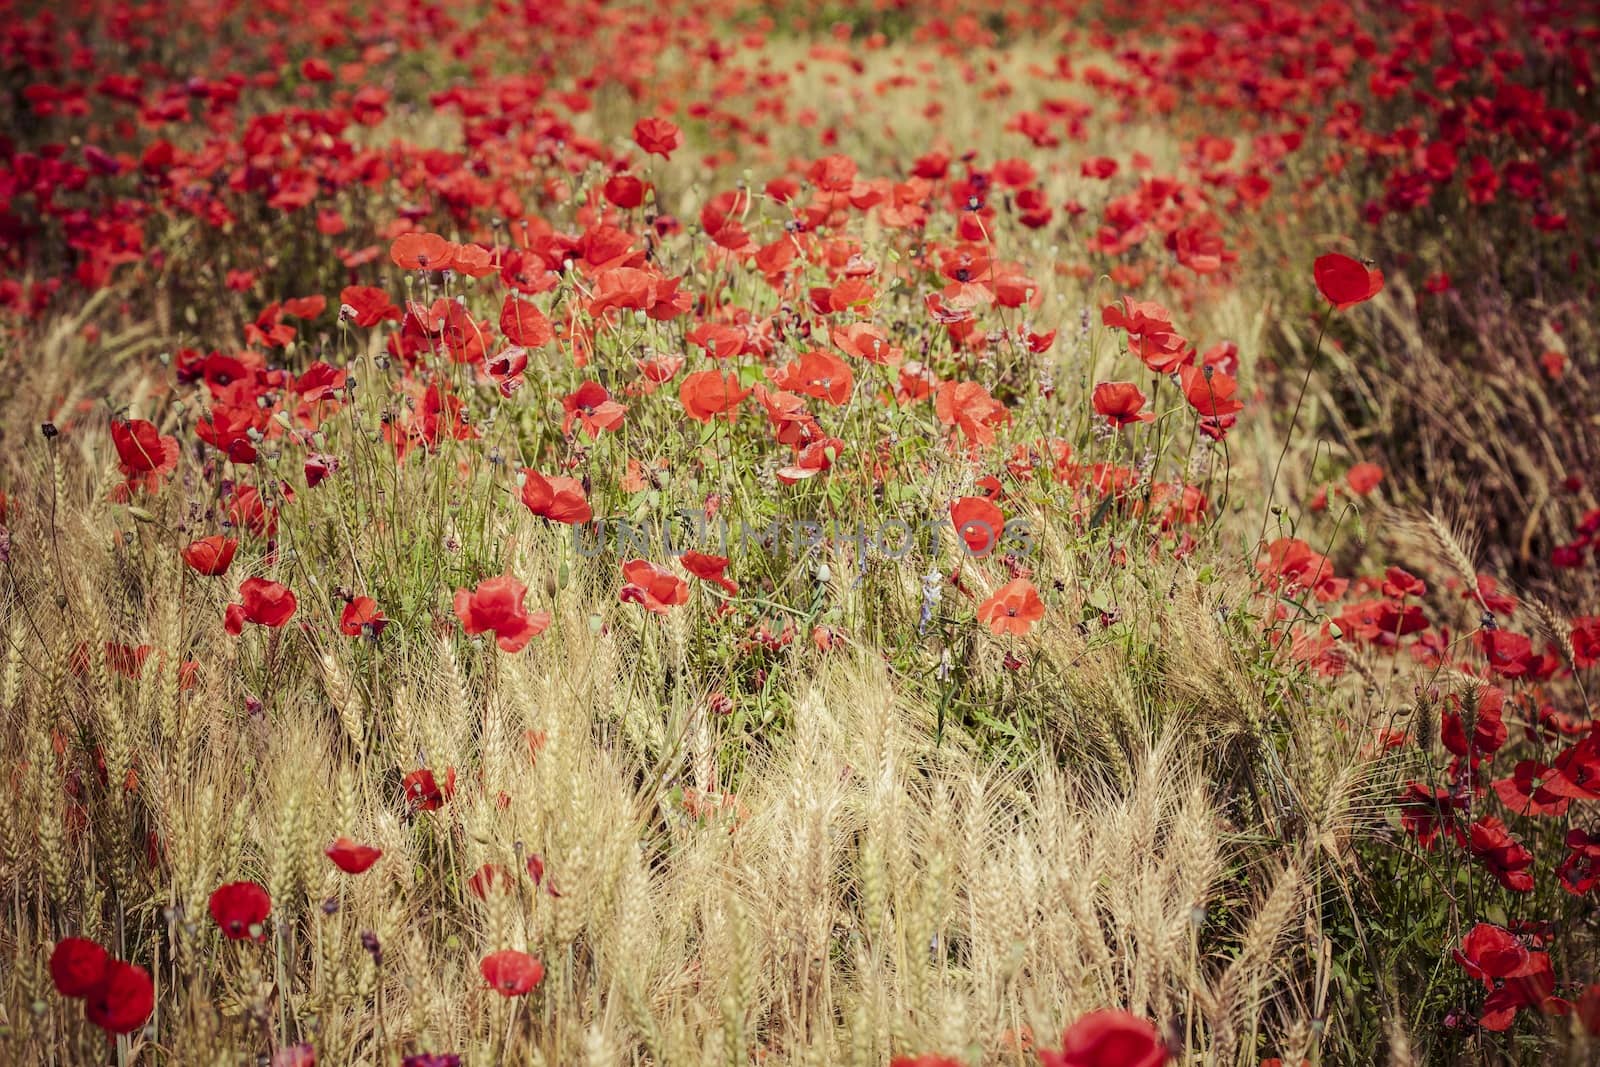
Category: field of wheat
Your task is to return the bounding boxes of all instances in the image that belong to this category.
[1,1,1598,1063]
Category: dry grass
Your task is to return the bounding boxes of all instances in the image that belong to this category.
[0,368,1381,1062]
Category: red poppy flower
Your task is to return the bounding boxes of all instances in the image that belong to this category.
[1092,381,1154,427]
[778,349,854,406]
[620,559,690,614]
[500,295,554,347]
[453,575,551,653]
[390,232,458,271]
[209,880,272,940]
[1039,1009,1169,1067]
[1477,629,1536,679]
[403,766,456,811]
[228,577,298,633]
[1491,757,1570,817]
[1469,817,1536,893]
[228,483,277,538]
[679,370,751,423]
[304,455,338,487]
[325,837,383,874]
[977,579,1045,636]
[561,381,627,438]
[481,949,545,996]
[468,863,511,899]
[110,418,179,496]
[340,285,401,327]
[951,496,1004,556]
[487,348,529,398]
[637,354,684,388]
[294,360,345,403]
[340,597,387,637]
[1178,365,1243,419]
[520,469,592,525]
[832,322,896,364]
[1130,330,1193,375]
[51,937,110,998]
[111,418,179,477]
[451,244,496,279]
[1080,156,1119,180]
[632,116,682,158]
[1101,297,1174,338]
[1544,733,1600,800]
[83,959,154,1034]
[604,173,646,208]
[1478,951,1558,1031]
[272,1044,317,1067]
[1346,462,1384,496]
[282,295,325,321]
[1313,253,1384,309]
[182,535,237,576]
[1454,923,1540,986]
[1558,829,1600,895]
[1381,567,1426,599]
[680,551,738,594]
[935,380,1009,446]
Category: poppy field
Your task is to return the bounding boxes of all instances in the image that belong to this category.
[2,0,1600,1063]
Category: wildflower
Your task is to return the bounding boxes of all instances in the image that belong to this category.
[951,496,1004,556]
[620,559,689,614]
[500,295,554,347]
[209,880,272,940]
[1346,462,1384,496]
[480,949,545,996]
[632,116,682,158]
[1468,817,1536,893]
[389,232,457,271]
[1178,365,1243,420]
[272,1045,317,1067]
[304,455,337,487]
[225,577,298,634]
[679,370,750,423]
[403,767,456,811]
[1092,381,1154,427]
[680,551,738,594]
[1313,252,1384,309]
[110,418,179,494]
[977,579,1045,636]
[340,597,387,638]
[83,959,155,1034]
[453,575,551,653]
[1558,829,1600,895]
[325,838,383,874]
[1039,1009,1169,1067]
[468,864,511,899]
[561,381,626,438]
[50,937,111,997]
[112,419,180,483]
[1454,923,1538,986]
[918,568,944,634]
[339,285,401,327]
[935,380,1009,446]
[182,535,237,576]
[520,469,592,525]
